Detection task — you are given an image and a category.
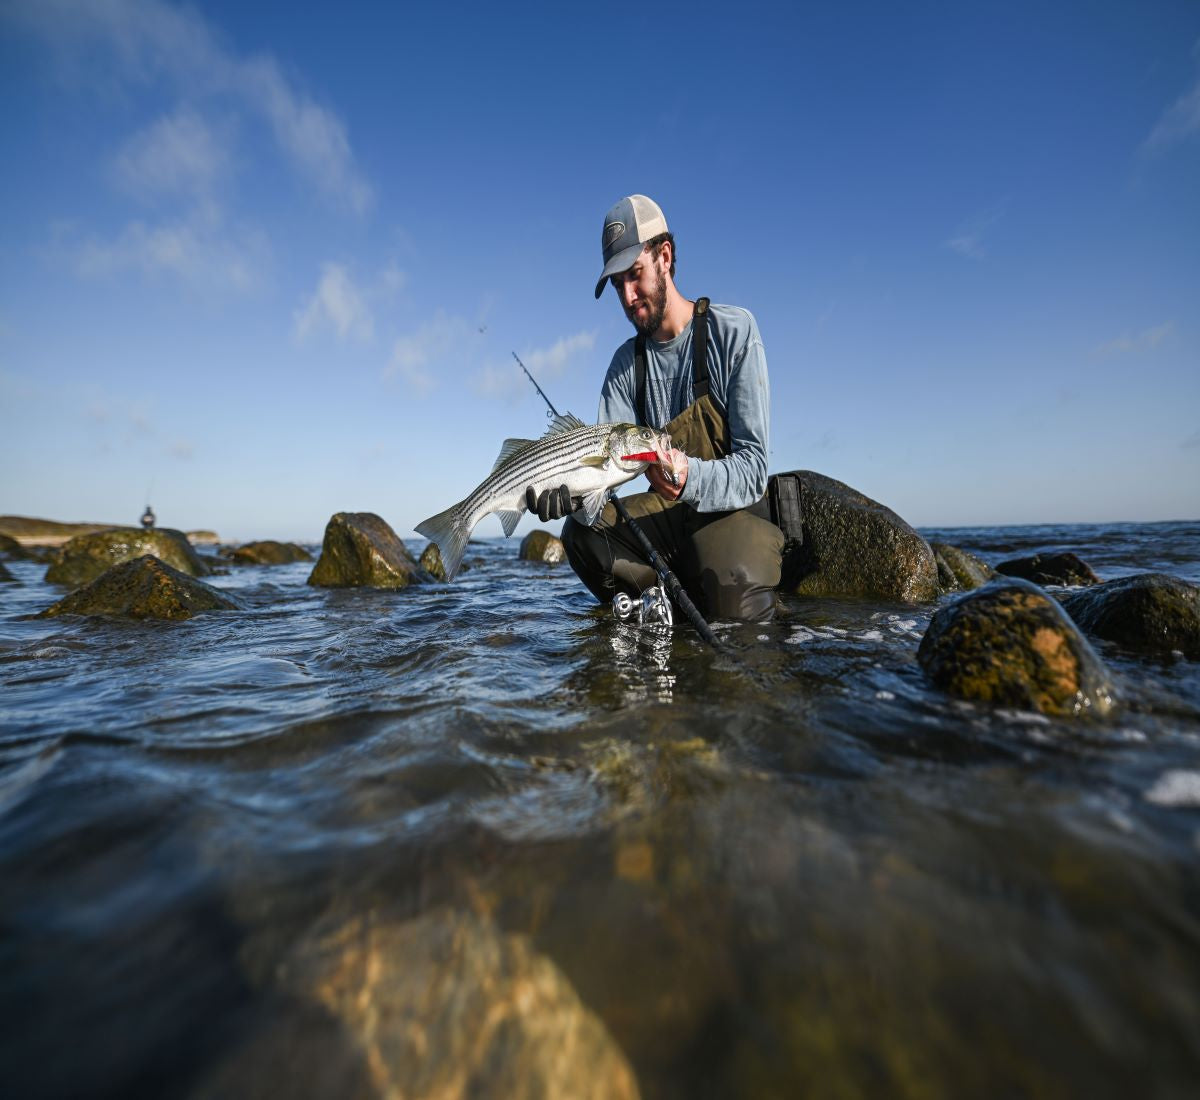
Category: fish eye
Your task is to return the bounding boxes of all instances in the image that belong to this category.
[640,429,651,440]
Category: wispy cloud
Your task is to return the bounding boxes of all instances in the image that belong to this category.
[384,312,474,394]
[59,204,269,292]
[473,330,597,400]
[944,201,1007,260]
[294,263,374,343]
[9,0,373,214]
[1143,41,1200,154]
[110,108,231,201]
[1094,321,1175,357]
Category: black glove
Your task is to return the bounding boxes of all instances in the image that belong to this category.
[526,484,573,521]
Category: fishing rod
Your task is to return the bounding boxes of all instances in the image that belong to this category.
[512,351,724,651]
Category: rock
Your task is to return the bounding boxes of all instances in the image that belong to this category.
[995,551,1099,587]
[1060,573,1200,657]
[520,529,566,564]
[223,540,312,566]
[0,560,17,584]
[917,578,1115,717]
[186,529,221,546]
[308,512,422,590]
[931,542,994,593]
[1,533,32,560]
[779,471,938,603]
[45,527,211,587]
[37,556,239,620]
[419,541,447,581]
[265,908,640,1100]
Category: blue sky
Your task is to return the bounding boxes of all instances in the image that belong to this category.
[2,0,1198,541]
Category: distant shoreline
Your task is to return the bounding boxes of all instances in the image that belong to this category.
[0,516,220,546]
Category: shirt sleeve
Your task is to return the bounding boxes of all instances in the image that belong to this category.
[597,343,637,424]
[678,312,770,511]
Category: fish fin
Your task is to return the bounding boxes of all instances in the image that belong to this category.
[492,438,533,473]
[415,504,471,581]
[541,411,587,438]
[579,486,610,527]
[498,509,522,538]
[578,455,608,468]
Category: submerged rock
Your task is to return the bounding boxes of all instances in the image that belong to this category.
[419,541,447,581]
[931,542,994,593]
[0,560,17,584]
[223,540,312,566]
[38,555,238,620]
[45,527,210,587]
[996,551,1099,587]
[779,471,938,603]
[1060,573,1200,657]
[308,512,421,590]
[918,578,1115,717]
[261,908,640,1100]
[520,529,566,564]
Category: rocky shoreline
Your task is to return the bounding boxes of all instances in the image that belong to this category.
[5,481,1197,717]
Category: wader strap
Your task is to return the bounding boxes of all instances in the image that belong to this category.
[768,473,804,545]
[634,297,712,427]
[692,297,711,400]
[635,334,648,427]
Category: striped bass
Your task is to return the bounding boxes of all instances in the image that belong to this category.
[415,412,672,580]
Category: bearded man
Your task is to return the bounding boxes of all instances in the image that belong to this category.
[529,194,783,623]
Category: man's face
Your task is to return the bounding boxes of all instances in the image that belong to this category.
[610,246,668,337]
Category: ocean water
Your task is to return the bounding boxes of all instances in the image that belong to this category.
[1,520,1198,1098]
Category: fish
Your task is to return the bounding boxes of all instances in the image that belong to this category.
[415,412,672,580]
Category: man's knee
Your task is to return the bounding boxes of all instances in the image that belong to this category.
[690,512,783,622]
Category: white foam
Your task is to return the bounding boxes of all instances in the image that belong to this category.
[1145,770,1200,808]
[875,690,895,701]
[860,629,884,642]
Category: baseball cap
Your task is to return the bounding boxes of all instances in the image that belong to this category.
[594,194,668,299]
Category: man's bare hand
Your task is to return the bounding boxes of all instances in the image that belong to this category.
[646,448,688,500]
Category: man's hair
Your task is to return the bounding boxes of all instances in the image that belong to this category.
[644,232,676,279]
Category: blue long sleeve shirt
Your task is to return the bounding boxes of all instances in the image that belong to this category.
[597,303,770,512]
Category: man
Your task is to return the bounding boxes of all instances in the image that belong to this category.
[528,194,783,623]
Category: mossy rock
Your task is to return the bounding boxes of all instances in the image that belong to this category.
[918,578,1115,717]
[0,533,34,560]
[932,542,994,593]
[307,512,421,590]
[239,908,640,1100]
[520,529,566,564]
[1060,573,1200,657]
[38,555,238,620]
[45,527,211,587]
[223,540,313,566]
[419,541,447,581]
[996,551,1099,587]
[780,471,938,602]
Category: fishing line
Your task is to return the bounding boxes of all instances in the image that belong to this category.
[513,351,725,651]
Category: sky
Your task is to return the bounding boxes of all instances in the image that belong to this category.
[1,0,1198,542]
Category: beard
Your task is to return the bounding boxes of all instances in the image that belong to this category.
[627,266,668,337]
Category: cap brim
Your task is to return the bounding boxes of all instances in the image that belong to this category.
[593,242,645,299]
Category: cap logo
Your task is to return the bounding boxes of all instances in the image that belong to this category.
[603,221,625,249]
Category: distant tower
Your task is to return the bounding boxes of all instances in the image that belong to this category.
[141,506,156,529]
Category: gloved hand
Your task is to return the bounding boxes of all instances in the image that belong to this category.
[526,484,574,521]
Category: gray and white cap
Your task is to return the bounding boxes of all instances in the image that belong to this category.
[594,194,668,299]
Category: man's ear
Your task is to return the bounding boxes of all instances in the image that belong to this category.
[656,239,673,273]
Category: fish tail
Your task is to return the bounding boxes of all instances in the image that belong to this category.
[415,504,471,581]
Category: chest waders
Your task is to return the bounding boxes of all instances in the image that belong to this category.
[561,299,785,623]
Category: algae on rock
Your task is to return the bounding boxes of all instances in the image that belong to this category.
[918,578,1115,717]
[45,527,210,587]
[308,512,421,589]
[520,529,567,564]
[1060,573,1200,657]
[779,471,938,603]
[39,555,238,620]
